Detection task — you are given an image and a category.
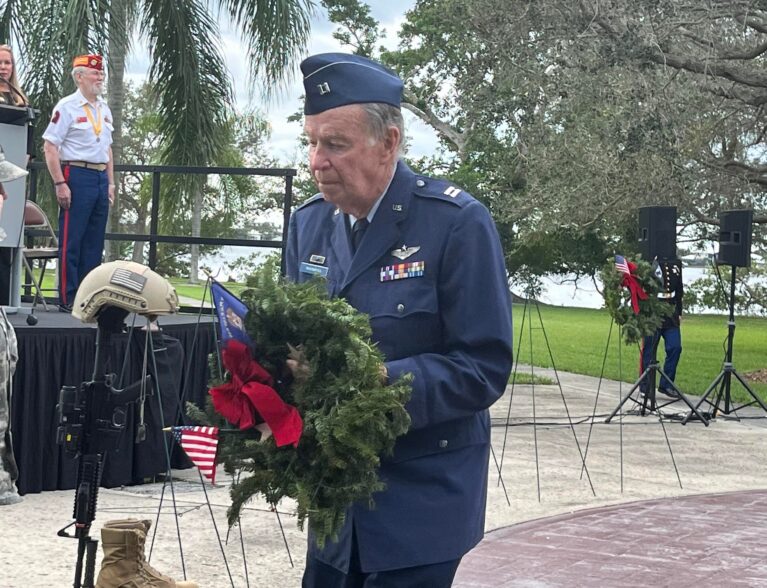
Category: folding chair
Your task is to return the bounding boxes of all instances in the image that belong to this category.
[22,200,59,310]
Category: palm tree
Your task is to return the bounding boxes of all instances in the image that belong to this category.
[1,0,312,269]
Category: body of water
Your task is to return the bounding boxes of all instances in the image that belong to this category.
[534,267,709,311]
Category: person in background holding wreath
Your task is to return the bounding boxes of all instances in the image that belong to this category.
[286,53,514,588]
[43,54,114,313]
[0,44,34,306]
[641,258,683,398]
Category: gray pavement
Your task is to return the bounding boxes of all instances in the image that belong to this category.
[1,367,766,587]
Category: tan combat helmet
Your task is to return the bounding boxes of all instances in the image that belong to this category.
[73,260,179,322]
[0,146,27,183]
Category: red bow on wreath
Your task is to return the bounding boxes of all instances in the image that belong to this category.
[615,255,648,314]
[209,340,303,447]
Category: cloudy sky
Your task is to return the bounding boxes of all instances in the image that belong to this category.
[126,0,439,164]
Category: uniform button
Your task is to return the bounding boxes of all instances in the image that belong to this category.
[416,179,425,187]
[439,439,448,448]
[397,303,405,313]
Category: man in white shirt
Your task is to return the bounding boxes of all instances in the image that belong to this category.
[43,54,114,312]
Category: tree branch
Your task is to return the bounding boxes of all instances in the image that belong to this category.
[721,40,767,60]
[402,89,467,156]
[577,2,767,89]
[709,84,767,106]
[652,42,767,89]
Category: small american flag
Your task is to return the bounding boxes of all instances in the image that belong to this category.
[172,426,219,484]
[615,255,630,275]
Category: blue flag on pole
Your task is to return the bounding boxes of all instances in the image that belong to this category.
[210,280,254,347]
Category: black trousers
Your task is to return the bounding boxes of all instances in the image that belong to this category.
[303,557,461,588]
[303,529,461,588]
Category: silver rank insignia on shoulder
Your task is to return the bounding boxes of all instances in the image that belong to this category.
[391,245,420,260]
[309,254,326,264]
[443,186,461,198]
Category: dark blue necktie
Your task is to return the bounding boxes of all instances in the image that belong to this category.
[351,218,369,253]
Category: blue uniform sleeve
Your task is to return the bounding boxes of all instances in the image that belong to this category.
[384,200,513,430]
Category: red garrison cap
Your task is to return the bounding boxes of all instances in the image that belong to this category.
[72,55,103,71]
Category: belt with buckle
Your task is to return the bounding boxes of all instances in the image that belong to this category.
[61,160,107,171]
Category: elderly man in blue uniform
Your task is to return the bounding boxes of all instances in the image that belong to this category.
[43,54,114,312]
[641,258,683,398]
[286,53,513,588]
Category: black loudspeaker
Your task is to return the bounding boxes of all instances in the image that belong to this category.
[637,206,676,260]
[718,209,753,267]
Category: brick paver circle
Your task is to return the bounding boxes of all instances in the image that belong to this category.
[455,490,767,587]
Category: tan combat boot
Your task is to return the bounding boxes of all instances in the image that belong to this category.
[95,524,198,588]
[103,518,152,534]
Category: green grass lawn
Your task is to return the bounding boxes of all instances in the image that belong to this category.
[169,278,247,301]
[31,272,244,302]
[30,270,765,403]
[513,304,767,404]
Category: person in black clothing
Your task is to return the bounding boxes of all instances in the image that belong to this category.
[641,258,683,397]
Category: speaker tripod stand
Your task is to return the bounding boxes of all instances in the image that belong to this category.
[606,341,708,426]
[682,265,767,424]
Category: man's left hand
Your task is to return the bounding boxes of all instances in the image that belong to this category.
[108,183,115,206]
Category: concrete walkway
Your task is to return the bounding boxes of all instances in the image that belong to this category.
[1,367,766,586]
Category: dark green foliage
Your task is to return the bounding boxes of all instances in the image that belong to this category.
[198,259,412,547]
[601,257,672,345]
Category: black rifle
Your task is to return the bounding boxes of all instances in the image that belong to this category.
[56,307,151,588]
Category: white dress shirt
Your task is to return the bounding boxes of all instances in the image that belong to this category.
[42,89,113,164]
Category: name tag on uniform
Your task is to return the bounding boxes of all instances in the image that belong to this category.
[380,261,425,282]
[300,262,328,277]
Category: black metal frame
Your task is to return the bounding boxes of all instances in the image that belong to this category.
[25,161,296,312]
[682,265,767,423]
[605,338,709,426]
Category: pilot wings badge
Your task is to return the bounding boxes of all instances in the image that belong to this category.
[391,245,420,260]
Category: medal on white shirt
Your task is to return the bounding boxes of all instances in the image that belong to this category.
[83,103,103,142]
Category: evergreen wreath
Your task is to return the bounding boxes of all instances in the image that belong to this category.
[189,259,412,546]
[600,256,673,345]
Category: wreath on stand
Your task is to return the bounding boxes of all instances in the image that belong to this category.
[600,255,673,345]
[188,259,412,547]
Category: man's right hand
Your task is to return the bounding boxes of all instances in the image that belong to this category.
[56,183,71,210]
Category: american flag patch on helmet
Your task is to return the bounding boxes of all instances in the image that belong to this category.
[110,268,147,292]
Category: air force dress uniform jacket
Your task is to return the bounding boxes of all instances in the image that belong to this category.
[285,160,514,573]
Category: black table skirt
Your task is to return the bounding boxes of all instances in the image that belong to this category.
[8,311,217,494]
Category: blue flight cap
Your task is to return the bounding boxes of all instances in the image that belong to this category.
[301,53,404,115]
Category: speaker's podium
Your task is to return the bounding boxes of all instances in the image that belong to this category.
[0,103,34,311]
